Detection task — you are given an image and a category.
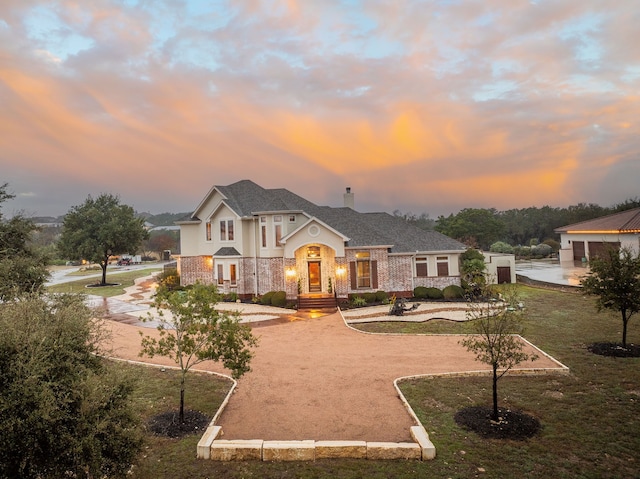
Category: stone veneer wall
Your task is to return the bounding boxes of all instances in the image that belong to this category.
[387,255,413,294]
[255,257,285,295]
[179,256,213,286]
[413,276,459,290]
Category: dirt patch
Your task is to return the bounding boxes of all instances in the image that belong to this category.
[454,406,541,440]
[148,410,210,438]
[588,342,640,358]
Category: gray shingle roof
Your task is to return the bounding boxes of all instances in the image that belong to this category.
[555,208,640,233]
[204,180,466,254]
[214,247,241,256]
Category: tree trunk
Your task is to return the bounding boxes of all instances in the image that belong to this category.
[180,374,186,423]
[101,261,108,285]
[622,311,628,348]
[492,364,499,421]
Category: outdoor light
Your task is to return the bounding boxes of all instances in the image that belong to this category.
[286,268,297,278]
[336,266,346,276]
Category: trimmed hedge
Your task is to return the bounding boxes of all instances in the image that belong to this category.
[443,284,464,300]
[425,287,444,300]
[375,290,389,303]
[271,291,287,307]
[260,291,275,305]
[413,286,428,299]
[362,292,377,304]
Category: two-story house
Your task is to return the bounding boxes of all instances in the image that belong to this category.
[176,180,467,304]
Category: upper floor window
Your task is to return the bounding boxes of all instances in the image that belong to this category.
[260,216,267,248]
[274,215,283,247]
[206,221,212,241]
[289,215,296,223]
[220,219,234,241]
[415,256,428,277]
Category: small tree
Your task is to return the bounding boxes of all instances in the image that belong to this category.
[140,283,258,422]
[58,194,148,285]
[581,246,640,348]
[461,286,537,421]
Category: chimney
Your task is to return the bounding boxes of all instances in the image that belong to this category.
[343,187,355,209]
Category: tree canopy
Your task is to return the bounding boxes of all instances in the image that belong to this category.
[581,246,640,348]
[58,193,148,285]
[0,183,49,300]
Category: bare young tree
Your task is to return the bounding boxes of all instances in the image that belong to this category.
[139,283,258,422]
[461,286,538,421]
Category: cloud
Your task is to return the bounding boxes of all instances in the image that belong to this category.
[0,0,638,217]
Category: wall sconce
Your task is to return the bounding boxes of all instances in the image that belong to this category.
[336,266,346,276]
[286,268,297,279]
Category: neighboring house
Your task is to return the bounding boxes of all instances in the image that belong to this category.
[555,207,640,264]
[176,180,467,303]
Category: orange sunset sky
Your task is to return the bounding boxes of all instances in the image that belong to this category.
[1,1,638,217]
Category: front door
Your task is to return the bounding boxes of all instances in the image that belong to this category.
[308,261,322,292]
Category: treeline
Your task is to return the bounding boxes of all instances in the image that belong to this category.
[396,198,640,250]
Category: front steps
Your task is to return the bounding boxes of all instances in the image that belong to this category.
[297,294,338,312]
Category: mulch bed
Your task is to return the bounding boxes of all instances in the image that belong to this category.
[148,410,210,438]
[588,342,640,358]
[454,406,541,440]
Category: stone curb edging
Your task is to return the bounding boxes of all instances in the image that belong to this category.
[197,430,436,461]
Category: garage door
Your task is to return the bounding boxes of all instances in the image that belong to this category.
[572,241,585,261]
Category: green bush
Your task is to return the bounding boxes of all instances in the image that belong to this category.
[260,291,275,305]
[443,284,464,300]
[413,286,428,299]
[375,290,389,303]
[271,291,287,307]
[363,292,377,303]
[224,292,239,302]
[531,243,553,258]
[490,241,514,254]
[351,296,367,307]
[426,287,444,300]
[155,270,182,291]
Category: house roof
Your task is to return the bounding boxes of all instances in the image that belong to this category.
[555,208,640,234]
[214,247,241,256]
[195,180,467,254]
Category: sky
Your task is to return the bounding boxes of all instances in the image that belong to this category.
[1,0,638,219]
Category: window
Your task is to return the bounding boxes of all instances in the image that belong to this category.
[206,221,212,241]
[274,215,283,247]
[436,256,449,276]
[260,216,267,248]
[289,215,296,223]
[216,261,238,286]
[217,264,224,285]
[356,251,371,288]
[415,256,428,277]
[220,219,234,241]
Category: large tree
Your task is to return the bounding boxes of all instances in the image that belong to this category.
[0,293,143,479]
[436,208,505,250]
[0,183,49,300]
[581,246,640,348]
[140,283,258,422]
[58,193,148,285]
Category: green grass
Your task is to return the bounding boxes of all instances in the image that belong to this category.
[47,267,161,297]
[123,285,639,478]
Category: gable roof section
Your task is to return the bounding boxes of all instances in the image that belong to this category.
[555,208,640,234]
[189,180,467,254]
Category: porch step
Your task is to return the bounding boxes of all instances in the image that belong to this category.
[297,295,338,312]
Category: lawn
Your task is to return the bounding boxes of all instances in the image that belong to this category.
[124,285,639,478]
[47,267,162,297]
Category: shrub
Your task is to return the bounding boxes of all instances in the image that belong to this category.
[155,270,182,291]
[543,238,560,252]
[490,241,514,254]
[443,284,465,300]
[271,291,287,307]
[413,286,428,299]
[375,290,389,303]
[363,292,377,303]
[426,287,444,300]
[224,292,239,302]
[351,296,367,307]
[531,243,552,258]
[260,291,275,305]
